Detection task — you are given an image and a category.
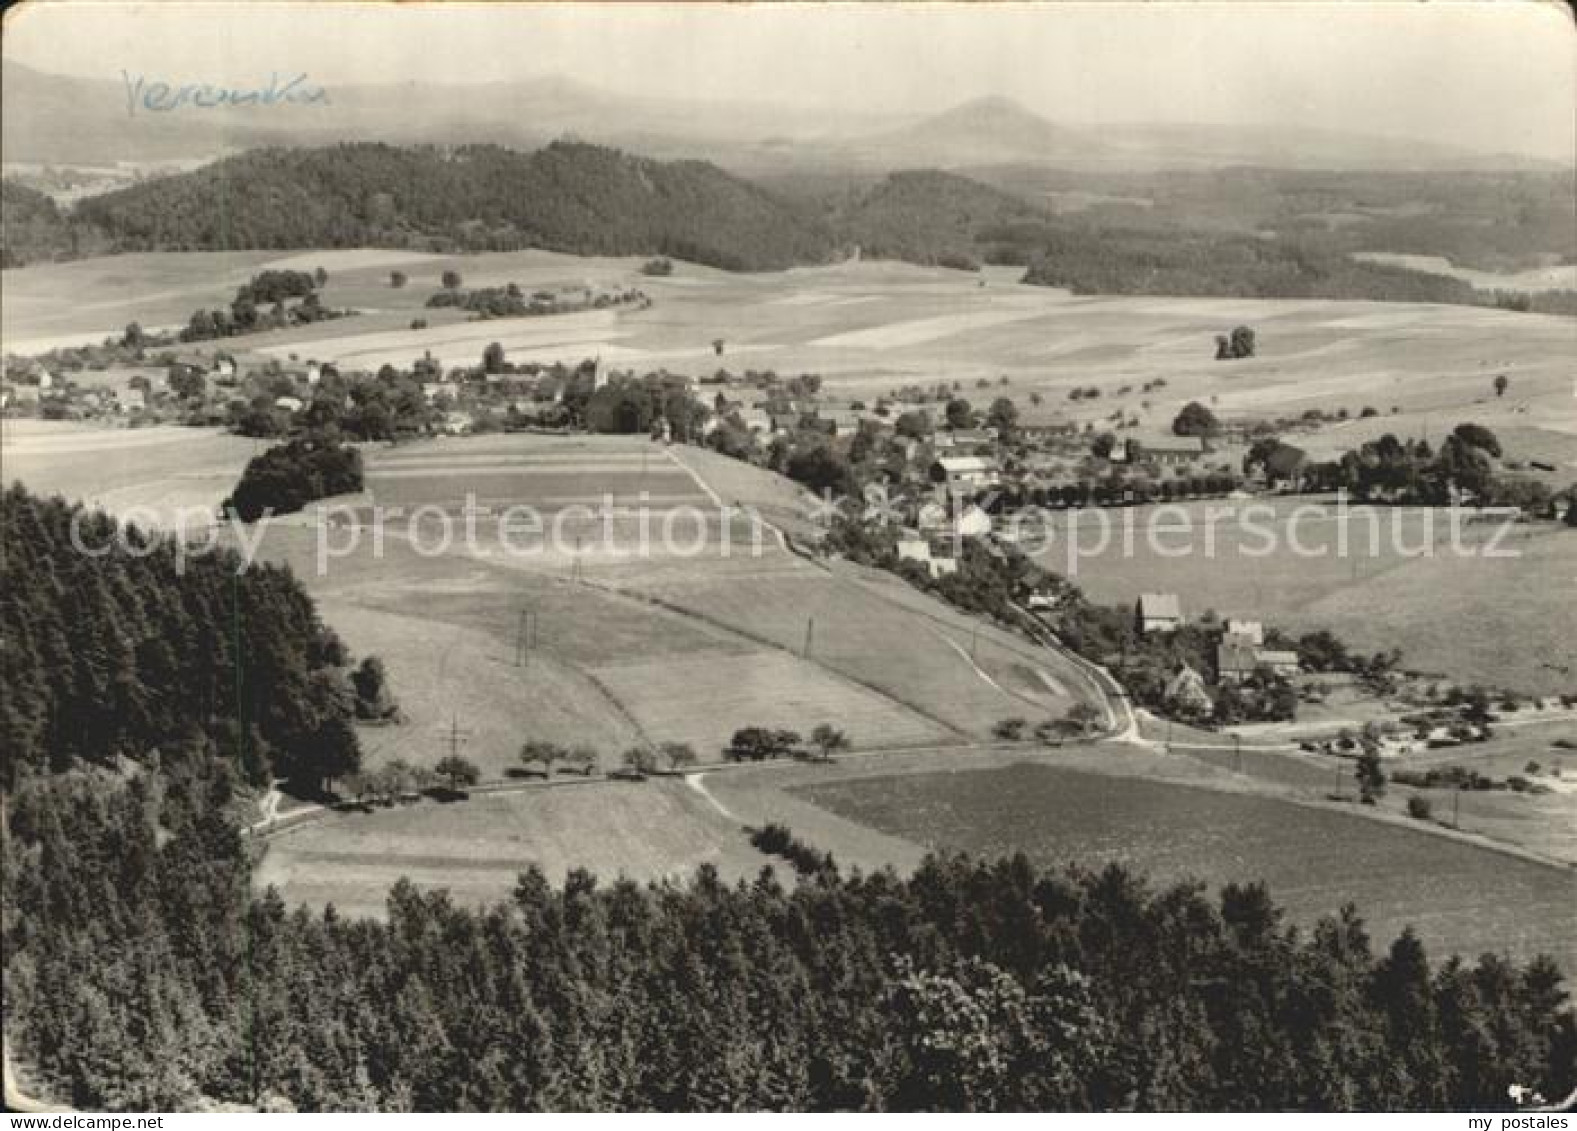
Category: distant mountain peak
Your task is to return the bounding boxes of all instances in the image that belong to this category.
[867,97,1105,166]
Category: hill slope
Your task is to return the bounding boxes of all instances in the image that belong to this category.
[70,141,840,271]
[834,169,1049,267]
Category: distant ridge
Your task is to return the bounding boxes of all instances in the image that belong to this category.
[67,141,840,271]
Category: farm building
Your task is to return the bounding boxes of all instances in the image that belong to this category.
[1224,618,1265,645]
[1164,664,1213,716]
[816,409,863,437]
[1135,592,1182,634]
[739,407,772,434]
[1133,435,1206,467]
[1218,639,1302,681]
[1260,442,1308,487]
[895,534,958,579]
[1256,650,1301,677]
[932,455,998,490]
[949,427,995,449]
[1020,418,1079,442]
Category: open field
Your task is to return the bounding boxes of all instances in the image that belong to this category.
[1025,497,1577,696]
[791,761,1577,972]
[1352,252,1577,293]
[7,252,1573,444]
[254,777,773,919]
[213,431,1097,768]
[0,419,260,524]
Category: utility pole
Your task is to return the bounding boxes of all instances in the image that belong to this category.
[1234,732,1242,775]
[515,608,538,667]
[1452,785,1461,829]
[803,616,815,659]
[1333,757,1344,800]
[442,714,473,762]
[971,622,979,660]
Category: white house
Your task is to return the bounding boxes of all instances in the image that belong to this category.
[1136,592,1183,634]
[1224,619,1265,646]
[896,534,958,579]
[274,395,304,413]
[933,455,998,490]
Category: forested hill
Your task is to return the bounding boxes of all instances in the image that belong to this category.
[834,169,1046,268]
[0,180,86,267]
[69,141,841,270]
[0,485,374,794]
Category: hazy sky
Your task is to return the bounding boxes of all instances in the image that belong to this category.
[6,1,1574,161]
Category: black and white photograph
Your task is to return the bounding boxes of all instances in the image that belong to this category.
[1,0,1574,1116]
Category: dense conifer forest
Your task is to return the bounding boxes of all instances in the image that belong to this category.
[0,486,366,793]
[2,487,1574,1112]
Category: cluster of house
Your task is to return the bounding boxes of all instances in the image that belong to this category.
[3,352,253,419]
[1136,592,1302,693]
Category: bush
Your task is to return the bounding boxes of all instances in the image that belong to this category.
[1406,796,1434,820]
[992,718,1028,741]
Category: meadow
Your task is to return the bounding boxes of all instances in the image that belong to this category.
[792,761,1577,973]
[253,777,772,920]
[0,418,261,524]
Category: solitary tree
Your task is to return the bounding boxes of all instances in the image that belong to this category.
[712,338,725,357]
[563,745,598,776]
[314,266,329,288]
[1356,745,1386,805]
[1064,701,1103,736]
[1230,326,1256,359]
[992,718,1028,741]
[659,741,698,771]
[482,342,506,374]
[520,739,561,777]
[123,322,145,349]
[986,397,1019,436]
[945,397,976,430]
[808,724,851,762]
[622,746,658,778]
[1493,374,1509,398]
[1172,401,1221,438]
[434,755,480,789]
[441,269,464,290]
[390,270,408,289]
